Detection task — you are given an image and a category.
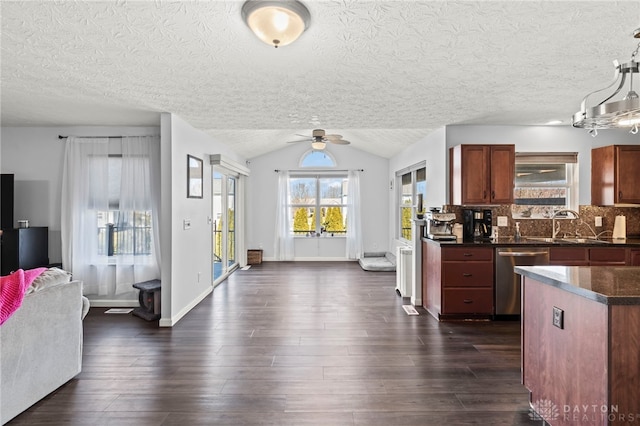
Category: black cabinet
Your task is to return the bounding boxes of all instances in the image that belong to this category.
[1,174,14,229]
[0,227,49,275]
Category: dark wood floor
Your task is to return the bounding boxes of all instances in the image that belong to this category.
[11,262,541,425]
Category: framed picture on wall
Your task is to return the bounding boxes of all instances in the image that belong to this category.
[187,155,203,198]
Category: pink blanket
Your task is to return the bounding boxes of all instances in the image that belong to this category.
[0,268,46,325]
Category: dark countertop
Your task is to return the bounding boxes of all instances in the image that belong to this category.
[422,237,640,247]
[514,265,640,305]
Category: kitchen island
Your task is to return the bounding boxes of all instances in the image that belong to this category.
[515,265,640,425]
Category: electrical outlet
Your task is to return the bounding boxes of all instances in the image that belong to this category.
[553,306,564,329]
[595,216,603,227]
[497,216,508,227]
[183,219,191,230]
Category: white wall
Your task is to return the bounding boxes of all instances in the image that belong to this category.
[160,113,246,326]
[247,142,389,260]
[445,125,640,205]
[0,126,159,264]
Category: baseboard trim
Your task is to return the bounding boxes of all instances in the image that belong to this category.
[262,257,356,262]
[159,286,213,327]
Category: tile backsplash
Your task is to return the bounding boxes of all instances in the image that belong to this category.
[442,205,640,239]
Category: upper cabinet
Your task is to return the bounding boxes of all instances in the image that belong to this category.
[450,144,515,205]
[592,145,640,206]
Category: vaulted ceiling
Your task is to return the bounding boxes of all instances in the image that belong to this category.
[2,1,638,158]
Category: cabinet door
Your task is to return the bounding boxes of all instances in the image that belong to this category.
[490,145,515,204]
[630,250,640,266]
[451,145,489,205]
[616,146,640,204]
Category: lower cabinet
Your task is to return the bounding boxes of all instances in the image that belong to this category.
[423,240,494,320]
[522,275,640,423]
[550,247,629,266]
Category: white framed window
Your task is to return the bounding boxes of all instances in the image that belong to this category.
[512,152,578,219]
[289,173,348,236]
[94,155,153,257]
[299,150,336,168]
[396,162,426,241]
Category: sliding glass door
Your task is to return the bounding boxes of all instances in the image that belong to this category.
[212,171,237,283]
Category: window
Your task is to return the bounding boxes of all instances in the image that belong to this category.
[512,152,578,219]
[300,150,336,167]
[397,163,426,241]
[96,155,153,256]
[289,174,348,236]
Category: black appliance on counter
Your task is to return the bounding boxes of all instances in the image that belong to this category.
[462,209,492,241]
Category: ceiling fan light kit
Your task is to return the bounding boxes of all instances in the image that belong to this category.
[286,129,351,150]
[241,0,310,48]
[572,28,640,135]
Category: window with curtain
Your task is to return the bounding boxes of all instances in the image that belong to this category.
[96,156,152,257]
[289,174,348,236]
[512,152,578,219]
[397,163,426,241]
[61,136,161,298]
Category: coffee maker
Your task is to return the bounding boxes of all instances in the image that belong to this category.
[462,209,492,241]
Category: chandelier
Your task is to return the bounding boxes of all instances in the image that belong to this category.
[572,29,640,136]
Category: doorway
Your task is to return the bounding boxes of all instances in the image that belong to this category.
[212,171,238,283]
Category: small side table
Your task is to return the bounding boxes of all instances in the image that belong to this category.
[132,279,161,321]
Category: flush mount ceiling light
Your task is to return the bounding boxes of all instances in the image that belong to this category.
[573,28,640,136]
[241,0,310,48]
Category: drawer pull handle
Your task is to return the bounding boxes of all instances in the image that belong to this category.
[463,253,473,257]
[463,299,473,304]
[463,273,472,277]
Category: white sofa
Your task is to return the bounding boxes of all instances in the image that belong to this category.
[0,270,87,424]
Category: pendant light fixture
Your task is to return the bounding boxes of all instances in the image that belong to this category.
[572,29,640,135]
[241,0,310,48]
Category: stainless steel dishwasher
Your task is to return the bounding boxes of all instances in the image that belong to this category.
[495,247,550,319]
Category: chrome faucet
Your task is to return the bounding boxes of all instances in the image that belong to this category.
[552,209,580,239]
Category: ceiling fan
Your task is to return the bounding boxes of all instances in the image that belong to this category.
[286,129,351,150]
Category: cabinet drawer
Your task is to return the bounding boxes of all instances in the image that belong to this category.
[442,247,493,261]
[443,289,493,314]
[442,262,494,287]
[549,247,588,262]
[589,248,626,263]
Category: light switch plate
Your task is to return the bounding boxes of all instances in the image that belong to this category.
[183,219,191,230]
[497,216,508,227]
[553,306,564,329]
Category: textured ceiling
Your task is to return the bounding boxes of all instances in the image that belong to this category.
[2,1,639,158]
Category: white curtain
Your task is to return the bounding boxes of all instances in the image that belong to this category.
[274,171,293,260]
[346,170,363,259]
[61,136,161,297]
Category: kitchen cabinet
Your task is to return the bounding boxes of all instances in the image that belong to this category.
[423,241,493,320]
[591,145,640,205]
[589,247,627,265]
[549,247,589,266]
[449,144,515,205]
[550,247,628,266]
[630,249,640,266]
[520,267,640,424]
